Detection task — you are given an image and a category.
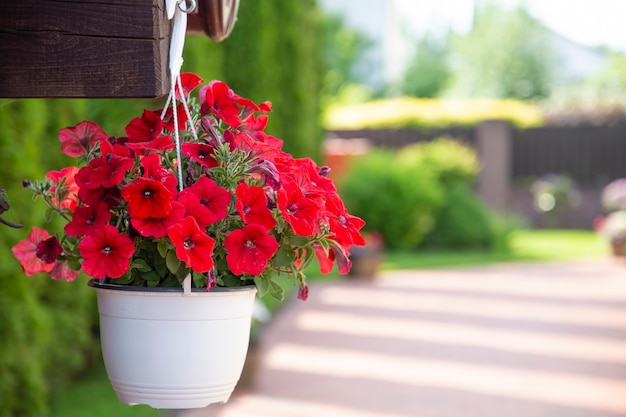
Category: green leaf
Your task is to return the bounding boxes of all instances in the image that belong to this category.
[192,271,207,288]
[221,274,242,287]
[166,250,181,274]
[273,245,295,268]
[160,274,180,287]
[142,270,160,281]
[131,258,153,273]
[289,236,310,247]
[268,280,285,302]
[67,259,81,271]
[318,238,330,254]
[175,267,190,282]
[114,270,134,285]
[146,279,159,287]
[154,259,168,278]
[254,276,270,298]
[157,240,169,258]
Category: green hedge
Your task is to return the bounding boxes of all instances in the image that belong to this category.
[338,148,444,250]
[339,138,508,251]
[0,2,322,416]
[0,100,99,417]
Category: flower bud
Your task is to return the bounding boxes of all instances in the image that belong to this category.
[318,166,331,177]
[297,284,309,301]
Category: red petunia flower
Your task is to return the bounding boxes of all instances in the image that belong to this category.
[64,202,111,238]
[177,72,204,100]
[325,193,366,247]
[228,131,283,162]
[140,153,178,194]
[161,102,188,133]
[224,224,279,276]
[121,177,174,220]
[277,181,321,236]
[77,186,121,208]
[239,114,283,155]
[50,261,80,282]
[181,143,218,169]
[199,81,243,128]
[131,201,185,238]
[275,155,336,201]
[36,236,63,264]
[47,166,80,212]
[177,176,230,226]
[125,110,175,154]
[313,242,352,275]
[235,183,276,229]
[12,228,56,275]
[78,225,135,279]
[100,136,133,158]
[58,121,108,157]
[74,154,134,190]
[167,216,215,272]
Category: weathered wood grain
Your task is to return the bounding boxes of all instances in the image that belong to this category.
[0,0,172,98]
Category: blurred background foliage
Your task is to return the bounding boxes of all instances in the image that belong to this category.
[338,138,508,251]
[3,0,626,416]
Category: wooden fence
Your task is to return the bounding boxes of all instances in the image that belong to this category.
[327,122,626,228]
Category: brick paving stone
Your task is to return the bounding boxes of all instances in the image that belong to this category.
[175,259,626,417]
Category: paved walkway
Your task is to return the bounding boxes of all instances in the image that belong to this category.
[176,259,626,417]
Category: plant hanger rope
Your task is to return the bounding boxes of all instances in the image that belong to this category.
[163,0,198,294]
[162,0,199,195]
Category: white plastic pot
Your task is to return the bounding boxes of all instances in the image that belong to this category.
[89,281,256,409]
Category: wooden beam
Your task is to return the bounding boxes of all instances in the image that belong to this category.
[0,0,172,98]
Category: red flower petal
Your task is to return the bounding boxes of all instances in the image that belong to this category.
[235,183,276,229]
[121,178,174,219]
[181,176,230,224]
[177,72,204,99]
[167,217,215,272]
[131,201,185,238]
[224,224,279,276]
[12,228,55,275]
[64,202,111,238]
[58,121,108,157]
[78,225,135,279]
[182,143,218,169]
[277,181,321,236]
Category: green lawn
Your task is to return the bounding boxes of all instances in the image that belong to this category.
[48,229,606,417]
[382,229,606,270]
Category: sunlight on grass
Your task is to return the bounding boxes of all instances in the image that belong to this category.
[510,229,605,260]
[381,229,605,271]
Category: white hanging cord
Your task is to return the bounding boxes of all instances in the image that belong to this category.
[163,0,196,192]
[164,1,201,292]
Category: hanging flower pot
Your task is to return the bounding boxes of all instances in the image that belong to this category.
[10,74,366,409]
[90,280,256,409]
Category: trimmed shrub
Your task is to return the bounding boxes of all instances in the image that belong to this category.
[339,149,444,250]
[397,137,480,186]
[423,183,497,249]
[339,137,509,251]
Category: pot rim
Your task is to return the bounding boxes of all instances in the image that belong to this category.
[88,279,255,293]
